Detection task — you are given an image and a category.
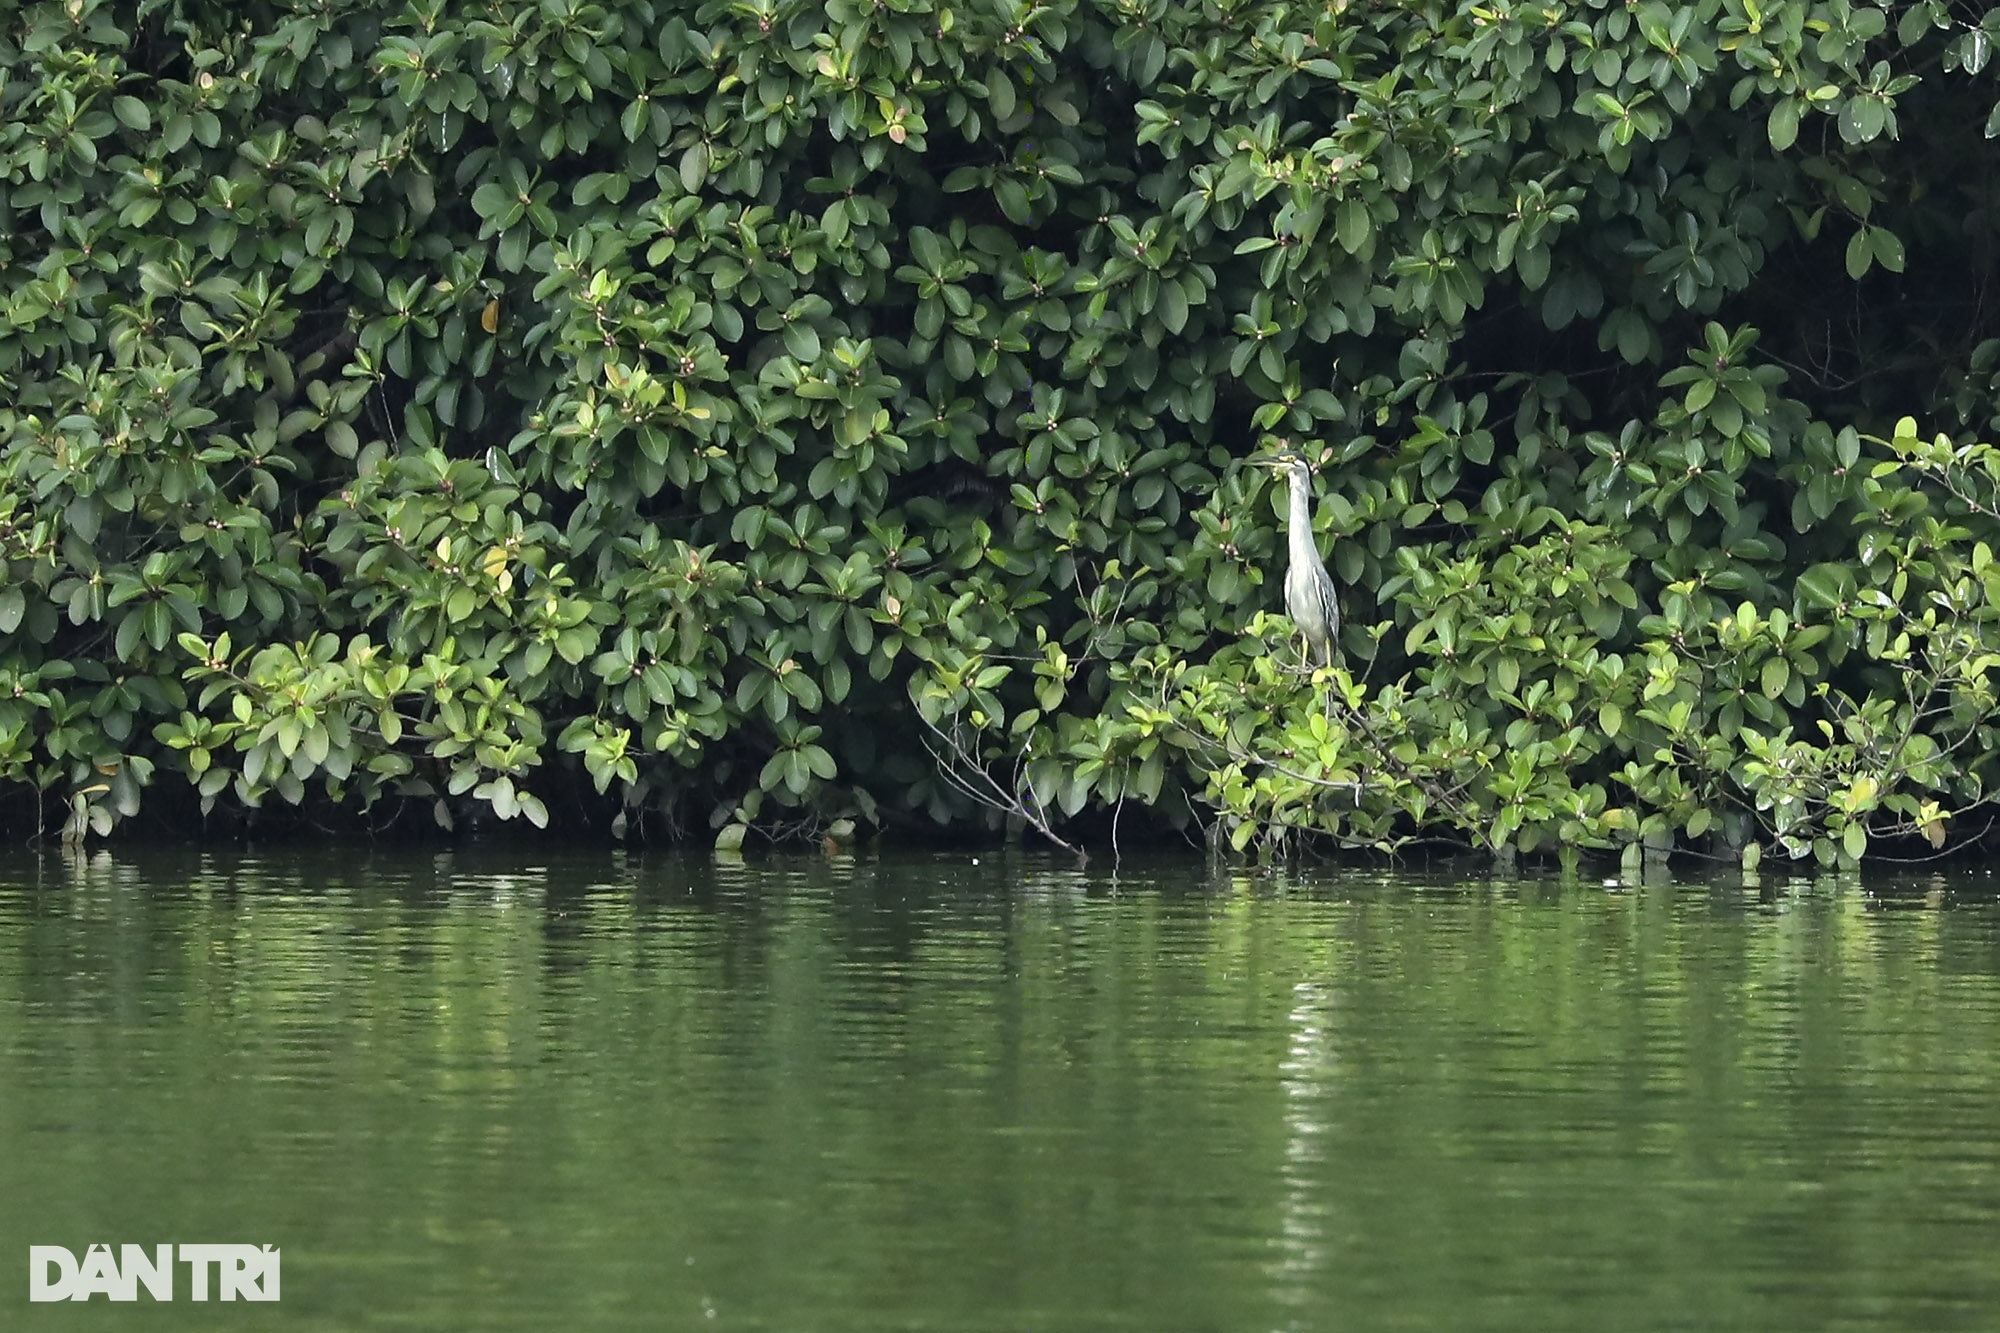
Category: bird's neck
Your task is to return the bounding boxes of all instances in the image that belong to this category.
[1287,476,1318,560]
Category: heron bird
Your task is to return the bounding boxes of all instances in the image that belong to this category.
[1254,451,1340,668]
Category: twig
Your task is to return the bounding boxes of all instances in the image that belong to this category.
[919,714,1086,861]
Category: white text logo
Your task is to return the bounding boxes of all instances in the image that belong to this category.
[29,1244,281,1302]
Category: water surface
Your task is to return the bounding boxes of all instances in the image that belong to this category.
[3,848,1999,1330]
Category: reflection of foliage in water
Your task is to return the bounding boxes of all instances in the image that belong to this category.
[5,854,2000,1330]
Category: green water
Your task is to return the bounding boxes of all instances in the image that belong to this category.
[4,850,2000,1331]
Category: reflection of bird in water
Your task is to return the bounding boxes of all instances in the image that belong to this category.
[1254,451,1340,668]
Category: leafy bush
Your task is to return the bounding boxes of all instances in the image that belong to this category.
[6,0,2000,863]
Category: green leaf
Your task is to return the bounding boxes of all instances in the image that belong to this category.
[822,200,851,246]
[1897,4,1935,47]
[326,420,359,457]
[988,70,1016,119]
[1336,200,1370,254]
[995,178,1030,224]
[115,613,143,662]
[1966,30,1992,76]
[1516,243,1550,290]
[470,182,509,220]
[1796,564,1858,610]
[1844,228,1873,280]
[680,143,709,192]
[1612,307,1650,364]
[1871,227,1906,273]
[1767,98,1800,151]
[1761,656,1789,699]
[783,322,821,361]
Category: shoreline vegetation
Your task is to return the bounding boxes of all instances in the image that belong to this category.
[7,0,2000,869]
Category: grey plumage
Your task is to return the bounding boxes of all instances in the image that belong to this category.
[1261,453,1340,667]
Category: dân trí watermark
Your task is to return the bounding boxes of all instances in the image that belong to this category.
[29,1244,280,1302]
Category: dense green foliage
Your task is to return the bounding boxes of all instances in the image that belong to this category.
[7,0,2000,862]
